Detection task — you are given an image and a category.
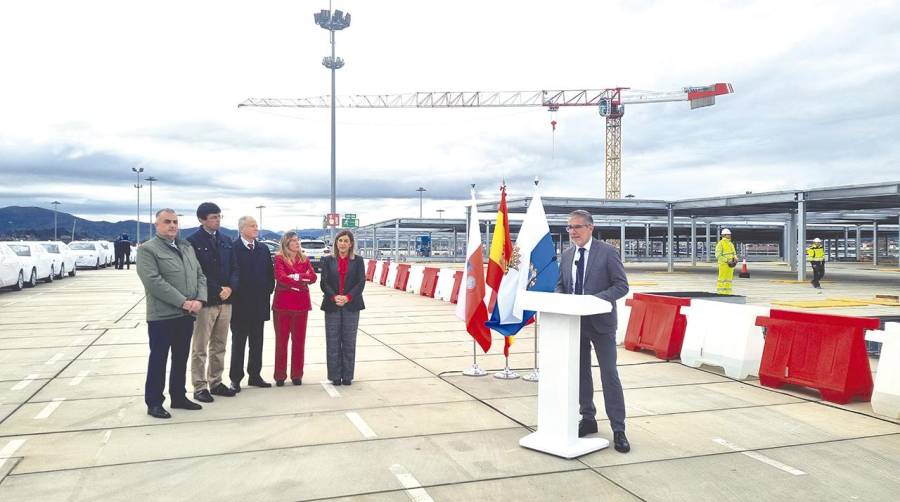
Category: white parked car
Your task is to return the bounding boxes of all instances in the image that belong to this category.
[0,244,27,290]
[69,241,105,270]
[97,240,114,267]
[301,239,330,272]
[1,242,55,284]
[38,241,77,278]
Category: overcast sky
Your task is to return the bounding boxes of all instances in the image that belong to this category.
[1,0,898,231]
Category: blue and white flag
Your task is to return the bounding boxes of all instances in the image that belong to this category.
[484,185,559,337]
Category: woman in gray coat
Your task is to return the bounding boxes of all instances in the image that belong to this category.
[320,230,366,386]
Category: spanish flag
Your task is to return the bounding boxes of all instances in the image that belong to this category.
[485,185,514,356]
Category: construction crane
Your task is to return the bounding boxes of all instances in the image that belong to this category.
[239,83,733,199]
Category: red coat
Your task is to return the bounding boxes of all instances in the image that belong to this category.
[272,255,318,311]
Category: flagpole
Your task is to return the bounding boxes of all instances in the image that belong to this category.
[523,313,540,382]
[494,349,520,380]
[462,339,487,377]
[462,184,488,377]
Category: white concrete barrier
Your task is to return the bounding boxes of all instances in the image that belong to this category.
[615,292,634,345]
[867,322,900,419]
[434,268,456,302]
[373,261,385,283]
[386,263,399,289]
[680,300,770,379]
[406,265,425,294]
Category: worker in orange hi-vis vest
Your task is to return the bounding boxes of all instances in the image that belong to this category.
[715,228,737,295]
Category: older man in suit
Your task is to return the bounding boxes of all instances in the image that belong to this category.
[555,209,631,453]
[229,215,275,391]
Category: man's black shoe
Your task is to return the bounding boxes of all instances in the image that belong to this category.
[210,383,236,396]
[193,389,214,403]
[248,377,272,388]
[342,379,352,386]
[331,379,342,386]
[292,378,302,386]
[578,419,598,438]
[170,399,202,410]
[276,380,285,387]
[613,431,631,453]
[147,405,171,419]
[230,381,241,393]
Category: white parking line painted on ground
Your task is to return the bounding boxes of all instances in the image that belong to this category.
[102,430,112,444]
[34,398,66,420]
[69,336,85,346]
[320,381,341,398]
[0,438,27,471]
[91,350,109,362]
[11,374,39,391]
[345,412,377,438]
[389,464,434,502]
[45,353,64,365]
[69,370,91,386]
[712,438,806,476]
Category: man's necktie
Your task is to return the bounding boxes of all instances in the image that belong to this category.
[248,241,254,251]
[574,247,585,295]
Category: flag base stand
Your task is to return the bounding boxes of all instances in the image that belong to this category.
[494,358,520,380]
[522,369,539,382]
[463,363,488,377]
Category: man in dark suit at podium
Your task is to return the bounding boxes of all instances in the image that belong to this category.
[555,210,631,453]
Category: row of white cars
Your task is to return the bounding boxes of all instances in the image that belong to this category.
[0,240,125,291]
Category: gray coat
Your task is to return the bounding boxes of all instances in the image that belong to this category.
[555,238,629,333]
[137,235,207,321]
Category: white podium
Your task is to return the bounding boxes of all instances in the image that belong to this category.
[516,290,612,458]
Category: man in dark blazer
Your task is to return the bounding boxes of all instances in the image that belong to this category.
[555,209,631,453]
[229,215,275,391]
[187,202,239,402]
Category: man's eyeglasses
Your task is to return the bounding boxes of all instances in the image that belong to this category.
[566,224,590,231]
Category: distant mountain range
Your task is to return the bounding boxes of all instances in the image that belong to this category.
[0,206,327,242]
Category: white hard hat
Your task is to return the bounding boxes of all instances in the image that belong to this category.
[721,228,732,235]
[813,238,822,243]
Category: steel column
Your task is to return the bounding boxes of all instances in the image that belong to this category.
[844,227,849,260]
[796,194,806,281]
[856,225,862,262]
[705,223,711,262]
[620,223,626,260]
[873,221,879,267]
[690,217,696,266]
[394,220,399,262]
[667,205,674,272]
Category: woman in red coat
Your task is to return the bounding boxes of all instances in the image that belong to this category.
[272,232,317,386]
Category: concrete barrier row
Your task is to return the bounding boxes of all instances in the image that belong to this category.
[367,260,462,304]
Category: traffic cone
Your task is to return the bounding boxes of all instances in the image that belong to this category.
[739,258,750,278]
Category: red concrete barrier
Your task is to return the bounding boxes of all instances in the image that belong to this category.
[755,309,878,403]
[449,270,464,304]
[623,293,691,360]
[420,267,440,298]
[365,260,377,282]
[379,262,390,286]
[394,264,411,290]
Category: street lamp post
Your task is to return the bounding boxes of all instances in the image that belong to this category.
[132,167,144,243]
[416,187,427,219]
[51,201,61,241]
[436,209,445,220]
[256,205,266,234]
[315,5,351,241]
[177,213,184,239]
[145,176,158,237]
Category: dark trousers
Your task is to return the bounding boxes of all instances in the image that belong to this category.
[114,249,128,269]
[145,315,194,407]
[811,261,825,287]
[579,322,626,433]
[230,318,265,383]
[324,309,360,382]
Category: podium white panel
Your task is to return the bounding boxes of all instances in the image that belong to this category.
[680,300,769,379]
[867,322,900,419]
[516,291,611,458]
[615,292,634,345]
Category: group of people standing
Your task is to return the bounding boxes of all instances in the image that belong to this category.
[136,203,365,419]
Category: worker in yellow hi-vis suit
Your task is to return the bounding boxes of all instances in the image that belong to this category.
[807,237,826,289]
[715,228,738,295]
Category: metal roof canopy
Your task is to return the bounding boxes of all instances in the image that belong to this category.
[479,181,900,225]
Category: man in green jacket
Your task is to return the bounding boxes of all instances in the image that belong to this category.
[137,208,207,419]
